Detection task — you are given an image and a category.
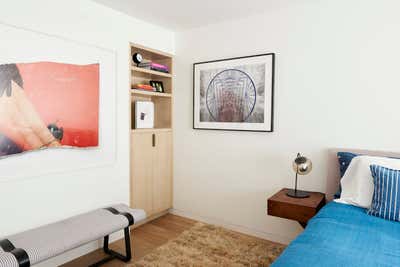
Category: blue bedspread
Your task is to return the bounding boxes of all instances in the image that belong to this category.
[272,202,400,267]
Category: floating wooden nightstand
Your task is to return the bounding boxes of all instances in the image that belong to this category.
[267,188,325,228]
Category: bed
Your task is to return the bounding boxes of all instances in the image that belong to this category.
[272,149,400,267]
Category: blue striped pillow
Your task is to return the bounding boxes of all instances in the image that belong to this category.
[368,165,400,222]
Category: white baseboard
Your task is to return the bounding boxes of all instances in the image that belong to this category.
[169,208,292,245]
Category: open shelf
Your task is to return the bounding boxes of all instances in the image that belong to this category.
[130,42,173,130]
[131,67,172,94]
[131,89,172,98]
[131,97,171,129]
[131,66,172,78]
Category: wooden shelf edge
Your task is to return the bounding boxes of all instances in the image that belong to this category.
[131,66,172,78]
[132,128,172,133]
[131,89,172,98]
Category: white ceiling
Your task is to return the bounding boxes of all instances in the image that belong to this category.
[94,0,285,31]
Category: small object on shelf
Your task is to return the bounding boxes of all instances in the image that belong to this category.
[135,101,154,129]
[287,153,313,198]
[133,84,155,91]
[268,188,325,228]
[132,53,143,66]
[149,80,164,93]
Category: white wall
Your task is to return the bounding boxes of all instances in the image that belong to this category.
[173,0,400,244]
[0,0,174,265]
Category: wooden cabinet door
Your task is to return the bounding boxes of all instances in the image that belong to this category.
[131,132,154,216]
[152,131,173,214]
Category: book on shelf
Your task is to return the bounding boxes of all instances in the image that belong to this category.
[137,62,169,73]
[132,84,156,91]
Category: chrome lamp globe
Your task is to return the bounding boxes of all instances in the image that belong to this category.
[287,153,312,198]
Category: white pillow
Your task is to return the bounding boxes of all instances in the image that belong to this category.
[335,155,400,208]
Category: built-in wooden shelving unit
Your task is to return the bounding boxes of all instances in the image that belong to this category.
[129,43,173,223]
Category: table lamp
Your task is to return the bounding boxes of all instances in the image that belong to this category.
[287,153,312,198]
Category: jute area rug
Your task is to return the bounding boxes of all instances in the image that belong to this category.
[131,222,286,267]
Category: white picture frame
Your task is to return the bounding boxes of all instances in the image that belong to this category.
[0,22,117,182]
[135,101,154,129]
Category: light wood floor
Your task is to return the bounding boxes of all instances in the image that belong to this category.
[62,214,197,267]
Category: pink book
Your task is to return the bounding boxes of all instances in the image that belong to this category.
[150,62,169,71]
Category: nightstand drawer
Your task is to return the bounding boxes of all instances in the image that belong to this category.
[268,200,319,223]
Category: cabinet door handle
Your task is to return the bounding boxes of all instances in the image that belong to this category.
[152,133,156,147]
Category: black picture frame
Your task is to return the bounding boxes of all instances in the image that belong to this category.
[149,80,164,93]
[193,53,275,132]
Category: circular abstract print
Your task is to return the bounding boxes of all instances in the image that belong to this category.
[206,69,256,122]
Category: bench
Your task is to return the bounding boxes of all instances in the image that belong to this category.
[0,204,146,267]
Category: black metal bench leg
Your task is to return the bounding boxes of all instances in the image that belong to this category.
[124,227,132,261]
[89,227,132,267]
[103,235,109,253]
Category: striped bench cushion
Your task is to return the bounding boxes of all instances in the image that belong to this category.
[0,204,146,266]
[0,252,19,267]
[368,165,400,222]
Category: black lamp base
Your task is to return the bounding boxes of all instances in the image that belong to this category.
[286,189,310,198]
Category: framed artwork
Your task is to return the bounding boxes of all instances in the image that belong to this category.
[193,53,275,132]
[149,80,164,93]
[135,101,154,129]
[0,62,99,159]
